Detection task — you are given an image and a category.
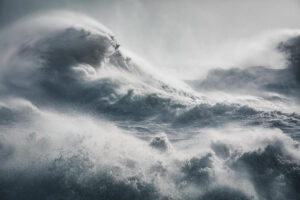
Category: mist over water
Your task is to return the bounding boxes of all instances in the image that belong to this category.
[0,2,300,200]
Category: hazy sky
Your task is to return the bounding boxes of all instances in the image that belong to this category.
[1,0,300,77]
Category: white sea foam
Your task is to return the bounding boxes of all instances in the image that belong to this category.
[0,11,300,200]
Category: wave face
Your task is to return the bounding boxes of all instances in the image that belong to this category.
[0,11,300,200]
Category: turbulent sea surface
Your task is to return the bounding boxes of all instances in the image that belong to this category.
[0,12,300,200]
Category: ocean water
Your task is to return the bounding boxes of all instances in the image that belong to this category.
[0,12,300,200]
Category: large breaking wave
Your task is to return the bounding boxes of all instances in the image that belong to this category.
[0,11,300,200]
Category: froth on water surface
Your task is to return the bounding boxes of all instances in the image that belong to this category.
[0,9,300,200]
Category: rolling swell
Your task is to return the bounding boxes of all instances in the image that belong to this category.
[1,23,299,136]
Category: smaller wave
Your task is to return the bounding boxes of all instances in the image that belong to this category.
[189,34,300,99]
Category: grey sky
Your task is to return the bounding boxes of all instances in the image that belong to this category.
[1,0,300,77]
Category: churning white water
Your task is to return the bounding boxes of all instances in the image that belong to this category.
[0,11,300,200]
